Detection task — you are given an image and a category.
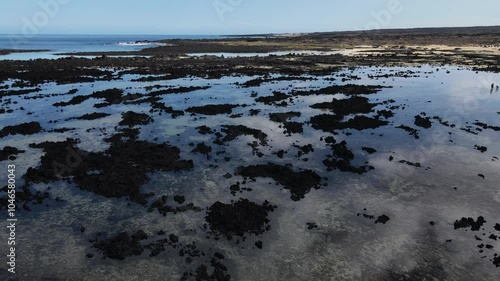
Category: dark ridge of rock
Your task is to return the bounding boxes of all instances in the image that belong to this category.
[236,164,321,201]
[414,115,432,129]
[0,121,42,138]
[70,112,111,121]
[182,255,231,281]
[269,112,301,123]
[229,113,243,119]
[292,84,385,96]
[362,147,377,154]
[324,136,336,144]
[474,145,488,153]
[377,109,395,119]
[93,231,147,260]
[494,255,500,267]
[144,237,174,257]
[148,86,210,96]
[310,96,377,116]
[399,160,422,168]
[396,125,420,139]
[460,126,480,135]
[255,241,263,249]
[454,217,486,231]
[53,95,90,107]
[186,104,240,115]
[358,212,375,220]
[255,91,290,106]
[478,174,485,179]
[192,142,212,159]
[229,184,240,195]
[47,127,76,133]
[0,146,25,161]
[432,116,456,128]
[24,135,193,205]
[332,141,354,160]
[0,184,49,210]
[53,88,124,107]
[119,111,154,127]
[310,114,341,132]
[249,109,261,116]
[269,112,304,134]
[1,64,113,85]
[283,122,304,135]
[473,121,500,132]
[197,125,215,135]
[307,222,319,230]
[205,199,276,239]
[131,230,148,241]
[294,144,314,157]
[150,101,185,118]
[21,139,87,181]
[275,150,286,158]
[0,87,42,97]
[375,215,390,224]
[90,88,126,108]
[148,198,202,216]
[219,125,267,145]
[169,234,179,243]
[174,195,186,205]
[132,75,184,82]
[323,141,374,174]
[89,140,194,202]
[495,223,500,231]
[310,114,388,132]
[238,76,315,88]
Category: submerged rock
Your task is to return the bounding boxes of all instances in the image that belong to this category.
[454,217,486,231]
[24,134,193,206]
[311,96,377,116]
[375,215,391,224]
[310,114,388,132]
[0,146,25,161]
[414,115,432,129]
[186,104,240,115]
[206,199,276,239]
[119,111,154,127]
[236,164,321,201]
[219,125,267,145]
[396,125,420,139]
[93,231,147,260]
[0,121,42,138]
[474,145,487,153]
[255,91,290,106]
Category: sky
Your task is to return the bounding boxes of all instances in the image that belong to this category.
[1,0,499,35]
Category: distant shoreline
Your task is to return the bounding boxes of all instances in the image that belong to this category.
[53,25,500,57]
[0,49,49,56]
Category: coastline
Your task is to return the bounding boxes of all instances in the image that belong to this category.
[1,25,500,280]
[0,49,50,56]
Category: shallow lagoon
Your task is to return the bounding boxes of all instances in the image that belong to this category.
[1,65,499,280]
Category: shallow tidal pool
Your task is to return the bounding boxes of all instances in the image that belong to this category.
[1,65,499,280]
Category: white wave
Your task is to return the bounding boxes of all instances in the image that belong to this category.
[117,42,171,47]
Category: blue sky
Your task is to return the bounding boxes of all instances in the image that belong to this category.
[1,0,499,35]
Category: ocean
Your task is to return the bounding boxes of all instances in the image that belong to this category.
[0,34,222,60]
